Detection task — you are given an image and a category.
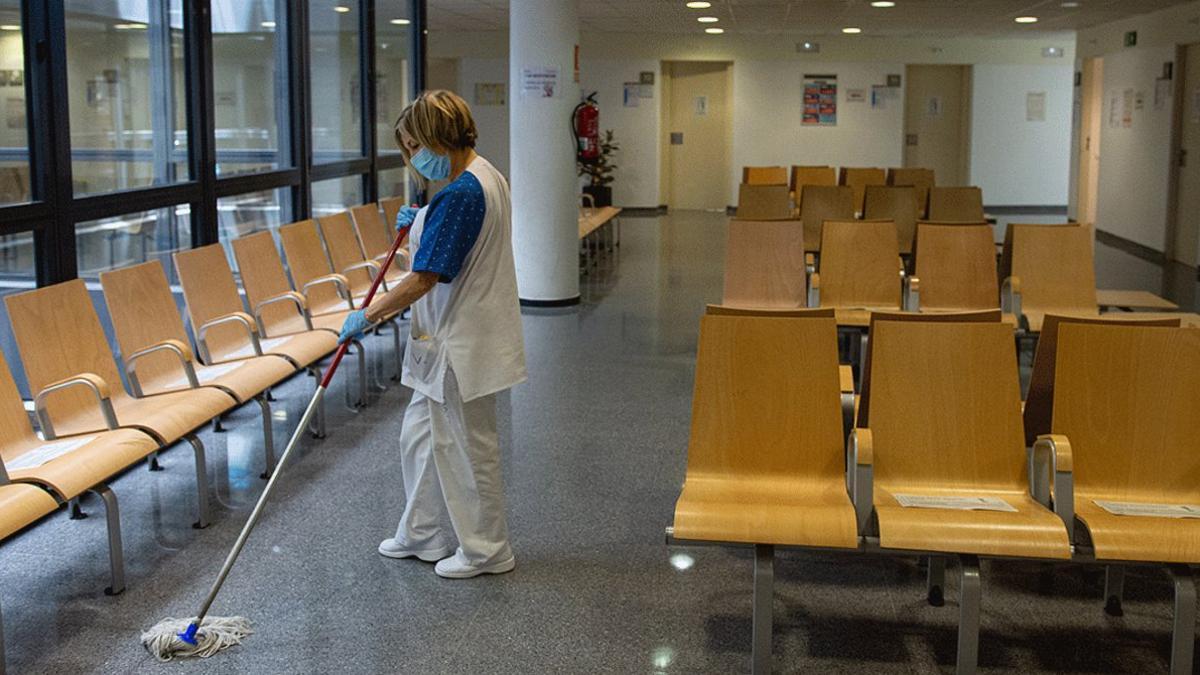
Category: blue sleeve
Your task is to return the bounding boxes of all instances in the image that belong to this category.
[411,173,486,283]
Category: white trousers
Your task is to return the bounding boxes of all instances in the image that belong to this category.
[393,370,512,566]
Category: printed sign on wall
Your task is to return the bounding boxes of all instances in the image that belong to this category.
[520,66,559,99]
[803,74,837,126]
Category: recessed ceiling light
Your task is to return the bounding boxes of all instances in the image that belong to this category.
[842,27,862,34]
[871,1,896,7]
[114,23,147,30]
[697,16,719,23]
[704,27,724,34]
[686,1,712,7]
[1015,16,1038,23]
[1061,1,1079,6]
[390,18,411,25]
[0,24,18,31]
[334,5,350,13]
[261,21,276,28]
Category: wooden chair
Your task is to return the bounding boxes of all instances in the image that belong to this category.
[231,231,348,336]
[838,167,886,214]
[850,320,1071,673]
[810,220,905,316]
[380,196,405,234]
[735,184,792,221]
[671,311,858,674]
[278,219,358,318]
[887,167,935,217]
[5,280,236,528]
[317,211,391,298]
[1001,223,1098,332]
[100,260,298,476]
[910,224,1000,313]
[928,186,984,222]
[1021,313,1179,447]
[349,203,408,286]
[741,166,788,185]
[798,185,855,253]
[789,165,836,208]
[722,219,806,309]
[863,186,919,255]
[1038,324,1200,672]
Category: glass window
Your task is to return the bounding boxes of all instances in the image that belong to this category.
[212,0,285,176]
[65,1,187,196]
[0,3,31,206]
[377,166,409,202]
[309,0,362,163]
[76,208,192,282]
[375,2,411,156]
[218,188,292,270]
[0,230,35,396]
[312,175,362,216]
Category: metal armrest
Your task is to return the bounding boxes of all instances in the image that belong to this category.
[904,275,921,312]
[805,252,816,277]
[302,273,354,309]
[1031,434,1075,541]
[847,428,875,535]
[126,338,199,396]
[1001,276,1022,321]
[807,272,821,308]
[254,291,313,334]
[35,373,119,440]
[343,260,386,290]
[198,311,262,360]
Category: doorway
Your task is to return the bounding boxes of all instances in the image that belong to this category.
[661,61,732,211]
[1169,43,1200,267]
[1077,58,1103,226]
[903,65,972,186]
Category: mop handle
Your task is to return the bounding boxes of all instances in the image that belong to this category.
[188,221,412,629]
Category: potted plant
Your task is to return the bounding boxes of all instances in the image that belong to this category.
[579,129,618,207]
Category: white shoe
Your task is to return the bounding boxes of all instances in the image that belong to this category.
[377,539,452,562]
[434,554,516,579]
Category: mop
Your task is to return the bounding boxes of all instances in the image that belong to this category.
[141,221,413,661]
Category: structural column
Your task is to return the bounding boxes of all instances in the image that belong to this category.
[509,0,580,305]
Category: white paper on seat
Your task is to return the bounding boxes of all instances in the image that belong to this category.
[197,362,244,381]
[894,494,1017,512]
[1094,500,1200,519]
[5,436,95,472]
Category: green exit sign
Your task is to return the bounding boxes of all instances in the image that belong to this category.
[1124,31,1138,47]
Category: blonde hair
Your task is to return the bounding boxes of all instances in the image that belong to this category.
[393,90,478,162]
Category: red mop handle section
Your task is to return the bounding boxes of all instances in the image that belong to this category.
[319,222,413,388]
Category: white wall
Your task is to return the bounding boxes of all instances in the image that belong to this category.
[970,64,1074,206]
[731,60,905,202]
[581,59,661,207]
[457,58,511,179]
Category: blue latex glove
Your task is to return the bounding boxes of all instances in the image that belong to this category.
[338,310,371,344]
[395,205,419,231]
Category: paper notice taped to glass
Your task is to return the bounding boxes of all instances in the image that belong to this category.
[1094,500,1200,519]
[894,494,1017,512]
[4,436,95,472]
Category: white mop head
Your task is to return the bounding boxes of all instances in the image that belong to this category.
[140,616,253,661]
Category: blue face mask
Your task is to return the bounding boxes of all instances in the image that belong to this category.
[411,147,451,180]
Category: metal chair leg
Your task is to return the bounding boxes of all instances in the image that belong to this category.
[1104,565,1125,616]
[343,339,366,411]
[211,416,225,433]
[956,555,981,675]
[752,544,774,675]
[186,434,211,529]
[68,497,87,520]
[256,394,276,479]
[148,450,163,472]
[1170,566,1196,675]
[89,485,125,595]
[0,594,6,675]
[928,556,947,606]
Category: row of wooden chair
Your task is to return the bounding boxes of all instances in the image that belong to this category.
[0,197,410,673]
[741,165,945,217]
[670,307,1199,674]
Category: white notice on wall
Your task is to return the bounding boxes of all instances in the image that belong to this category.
[5,436,95,472]
[1122,88,1134,128]
[894,494,1018,512]
[927,96,942,118]
[694,95,708,116]
[846,88,867,103]
[1095,500,1200,518]
[1026,91,1046,122]
[520,66,559,99]
[1108,90,1121,129]
[623,82,640,108]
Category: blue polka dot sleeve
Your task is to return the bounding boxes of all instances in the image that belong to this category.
[411,172,486,283]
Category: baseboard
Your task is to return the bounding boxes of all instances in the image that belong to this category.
[984,205,1069,215]
[618,205,668,217]
[1094,229,1166,265]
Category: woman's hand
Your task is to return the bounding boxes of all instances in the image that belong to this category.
[395,205,419,231]
[338,310,373,344]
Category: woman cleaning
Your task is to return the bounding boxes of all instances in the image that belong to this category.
[338,90,527,579]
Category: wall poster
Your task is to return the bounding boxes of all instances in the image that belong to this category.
[803,74,837,126]
[520,66,559,99]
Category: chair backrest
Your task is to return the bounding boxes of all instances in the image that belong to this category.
[5,280,127,430]
[0,349,36,453]
[99,261,193,384]
[1009,223,1096,313]
[351,204,392,260]
[687,313,844,481]
[742,166,788,185]
[912,224,999,311]
[722,219,806,309]
[1053,324,1200,500]
[735,184,792,221]
[857,309,1001,427]
[706,304,833,318]
[838,167,886,212]
[887,167,935,216]
[867,320,1025,491]
[928,186,984,222]
[863,186,919,254]
[231,231,312,336]
[817,220,901,309]
[799,185,855,251]
[1023,313,1180,446]
[790,165,836,198]
[380,197,405,232]
[278,219,343,310]
[998,221,1081,280]
[317,211,372,291]
[173,244,251,362]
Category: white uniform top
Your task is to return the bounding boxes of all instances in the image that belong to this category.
[401,156,527,403]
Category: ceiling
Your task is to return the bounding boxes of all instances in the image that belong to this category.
[428,0,1194,37]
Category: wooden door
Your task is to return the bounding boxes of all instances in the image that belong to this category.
[1171,44,1200,266]
[665,61,731,210]
[903,65,971,186]
[1078,58,1103,226]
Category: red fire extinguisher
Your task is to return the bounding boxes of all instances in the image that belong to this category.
[573,92,600,164]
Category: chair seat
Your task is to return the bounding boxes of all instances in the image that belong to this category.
[145,355,296,404]
[50,387,235,441]
[1024,309,1098,334]
[225,332,337,370]
[0,483,58,540]
[875,488,1070,559]
[5,429,159,499]
[1076,498,1200,564]
[674,476,859,548]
